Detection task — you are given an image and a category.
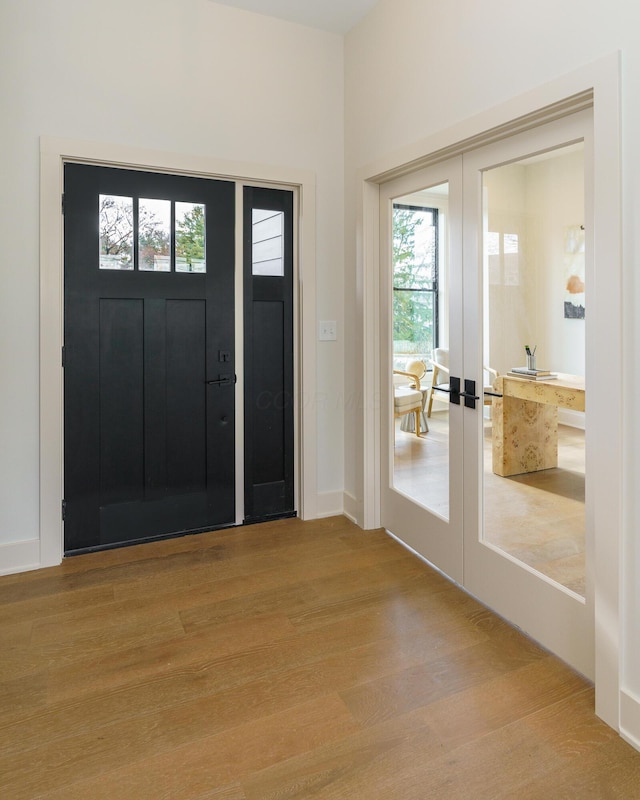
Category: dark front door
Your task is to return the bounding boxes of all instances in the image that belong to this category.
[64,164,235,553]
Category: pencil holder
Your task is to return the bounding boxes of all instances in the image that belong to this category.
[526,354,536,371]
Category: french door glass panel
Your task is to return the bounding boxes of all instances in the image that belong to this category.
[392,189,450,520]
[482,143,586,595]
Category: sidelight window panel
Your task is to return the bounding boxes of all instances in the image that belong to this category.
[252,209,284,276]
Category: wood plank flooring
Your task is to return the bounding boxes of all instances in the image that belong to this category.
[394,412,586,593]
[1,516,638,799]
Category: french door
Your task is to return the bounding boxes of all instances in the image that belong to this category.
[381,157,464,583]
[381,109,593,676]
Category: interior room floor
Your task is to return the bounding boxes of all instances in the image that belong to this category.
[393,410,586,595]
[0,516,637,798]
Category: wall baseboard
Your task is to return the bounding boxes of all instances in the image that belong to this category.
[342,491,362,526]
[0,539,41,576]
[316,491,344,519]
[620,689,640,753]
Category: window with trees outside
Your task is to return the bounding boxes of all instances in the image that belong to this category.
[99,195,206,273]
[392,203,439,369]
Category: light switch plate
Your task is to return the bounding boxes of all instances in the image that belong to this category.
[319,320,337,341]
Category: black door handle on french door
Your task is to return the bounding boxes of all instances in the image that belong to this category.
[205,374,236,386]
[459,379,479,409]
[434,376,461,405]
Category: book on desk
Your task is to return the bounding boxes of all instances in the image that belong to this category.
[507,367,558,381]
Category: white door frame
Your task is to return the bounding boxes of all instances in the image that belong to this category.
[357,54,622,729]
[39,137,318,564]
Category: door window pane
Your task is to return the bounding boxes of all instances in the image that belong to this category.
[176,202,206,273]
[482,142,586,595]
[391,187,449,521]
[139,198,171,272]
[252,209,284,276]
[99,194,133,270]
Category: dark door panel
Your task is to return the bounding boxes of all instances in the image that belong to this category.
[64,164,235,553]
[243,187,295,522]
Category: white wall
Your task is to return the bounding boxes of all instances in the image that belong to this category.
[344,0,639,745]
[0,0,345,557]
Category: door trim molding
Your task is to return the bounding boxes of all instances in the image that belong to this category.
[39,137,318,566]
[356,53,622,731]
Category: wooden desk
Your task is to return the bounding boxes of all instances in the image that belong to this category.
[491,373,585,477]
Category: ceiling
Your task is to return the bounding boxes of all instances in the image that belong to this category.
[209,0,379,34]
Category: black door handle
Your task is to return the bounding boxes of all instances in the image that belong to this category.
[459,379,479,409]
[432,379,461,405]
[434,376,462,405]
[205,374,236,386]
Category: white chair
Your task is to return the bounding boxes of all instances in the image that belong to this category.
[427,347,450,417]
[398,359,429,433]
[393,366,425,437]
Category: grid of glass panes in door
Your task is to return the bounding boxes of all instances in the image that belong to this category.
[99,195,206,272]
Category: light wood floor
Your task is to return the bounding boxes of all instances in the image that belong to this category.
[1,516,638,799]
[394,411,586,594]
